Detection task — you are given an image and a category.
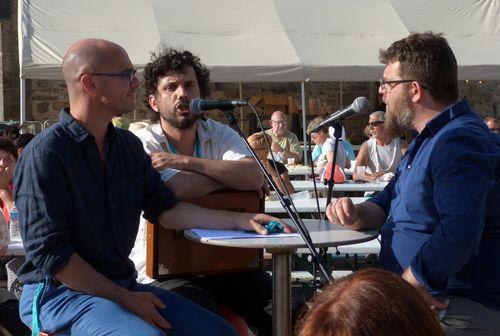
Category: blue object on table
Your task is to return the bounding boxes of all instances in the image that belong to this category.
[265,220,284,233]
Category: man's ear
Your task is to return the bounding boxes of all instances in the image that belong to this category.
[148,95,159,112]
[80,74,97,97]
[410,81,424,103]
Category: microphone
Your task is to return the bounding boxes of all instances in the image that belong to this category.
[189,98,248,115]
[310,97,370,133]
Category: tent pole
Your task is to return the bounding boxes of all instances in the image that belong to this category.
[301,81,307,165]
[239,82,244,131]
[339,81,343,108]
[20,77,26,124]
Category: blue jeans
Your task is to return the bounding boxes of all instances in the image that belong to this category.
[19,278,237,336]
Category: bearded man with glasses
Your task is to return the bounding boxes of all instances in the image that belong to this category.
[353,110,407,181]
[327,32,500,336]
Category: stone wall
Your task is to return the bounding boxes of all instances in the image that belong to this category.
[2,0,499,144]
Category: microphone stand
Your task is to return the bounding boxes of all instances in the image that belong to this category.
[220,106,333,285]
[325,122,343,207]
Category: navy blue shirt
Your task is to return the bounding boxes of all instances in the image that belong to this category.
[370,100,500,310]
[14,109,179,284]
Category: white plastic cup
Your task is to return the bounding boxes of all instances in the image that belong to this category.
[275,152,284,163]
[287,157,295,165]
[356,166,366,180]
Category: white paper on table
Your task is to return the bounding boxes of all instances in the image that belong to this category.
[191,229,300,241]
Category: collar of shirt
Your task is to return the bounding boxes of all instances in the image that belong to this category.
[406,100,471,168]
[150,120,214,154]
[59,107,118,143]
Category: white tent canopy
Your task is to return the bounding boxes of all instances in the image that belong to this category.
[19,0,500,82]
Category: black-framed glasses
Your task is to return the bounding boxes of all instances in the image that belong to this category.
[91,68,137,84]
[379,78,427,92]
[368,121,384,127]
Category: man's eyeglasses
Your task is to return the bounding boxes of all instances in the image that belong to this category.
[91,69,137,84]
[379,79,427,93]
[368,121,384,127]
[271,120,287,125]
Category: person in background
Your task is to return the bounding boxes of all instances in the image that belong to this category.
[0,138,18,221]
[266,111,302,163]
[13,133,35,156]
[306,117,328,163]
[248,132,295,196]
[485,116,499,134]
[297,268,444,336]
[353,111,407,181]
[14,38,288,336]
[327,32,500,335]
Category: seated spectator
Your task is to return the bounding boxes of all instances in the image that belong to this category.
[315,128,350,171]
[266,111,302,163]
[306,117,329,163]
[248,132,295,196]
[354,111,407,181]
[297,268,444,336]
[328,125,355,162]
[485,116,499,134]
[0,138,18,221]
[13,133,35,156]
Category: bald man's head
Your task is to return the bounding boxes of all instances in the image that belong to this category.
[270,110,288,137]
[61,39,127,89]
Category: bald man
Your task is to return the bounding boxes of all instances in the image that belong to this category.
[265,110,302,163]
[13,39,288,336]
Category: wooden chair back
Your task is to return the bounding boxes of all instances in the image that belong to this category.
[146,189,263,280]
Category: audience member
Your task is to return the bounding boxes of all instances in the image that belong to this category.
[132,46,290,336]
[13,133,35,156]
[248,132,295,195]
[315,127,350,171]
[0,138,17,221]
[265,111,302,163]
[306,117,329,163]
[14,38,289,336]
[353,111,407,181]
[328,125,356,161]
[485,116,499,134]
[298,268,445,336]
[326,32,500,335]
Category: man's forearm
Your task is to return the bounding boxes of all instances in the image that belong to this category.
[55,253,129,305]
[166,171,223,200]
[158,202,242,231]
[185,157,264,190]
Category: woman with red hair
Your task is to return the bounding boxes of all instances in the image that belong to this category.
[298,268,444,336]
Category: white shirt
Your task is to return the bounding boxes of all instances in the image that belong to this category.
[316,137,348,169]
[131,119,252,283]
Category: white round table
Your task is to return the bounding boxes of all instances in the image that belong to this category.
[185,219,378,336]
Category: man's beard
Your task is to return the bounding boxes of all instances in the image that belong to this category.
[385,90,414,138]
[161,108,201,129]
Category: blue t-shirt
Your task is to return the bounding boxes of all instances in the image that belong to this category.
[14,108,179,284]
[369,100,500,310]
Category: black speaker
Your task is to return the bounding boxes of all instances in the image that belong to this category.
[0,0,11,21]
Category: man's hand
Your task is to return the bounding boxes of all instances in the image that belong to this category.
[119,291,171,330]
[326,198,358,227]
[369,172,385,181]
[402,267,448,315]
[235,213,295,235]
[150,152,187,171]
